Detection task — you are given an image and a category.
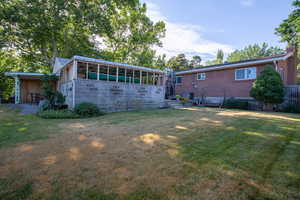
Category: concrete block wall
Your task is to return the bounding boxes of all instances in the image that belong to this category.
[60,81,74,108]
[62,79,165,112]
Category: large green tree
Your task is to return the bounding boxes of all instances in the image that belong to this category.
[227,43,284,63]
[101,3,165,67]
[204,49,224,66]
[167,54,190,71]
[275,0,300,71]
[0,0,145,72]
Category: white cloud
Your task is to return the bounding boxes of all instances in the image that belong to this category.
[240,0,254,7]
[146,2,234,61]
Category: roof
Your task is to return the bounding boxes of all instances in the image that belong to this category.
[4,72,57,79]
[175,52,293,75]
[5,72,46,77]
[53,57,71,74]
[57,55,165,74]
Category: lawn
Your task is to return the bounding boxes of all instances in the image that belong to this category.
[0,105,300,200]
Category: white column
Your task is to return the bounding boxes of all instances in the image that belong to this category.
[14,76,20,104]
[97,64,100,80]
[140,71,142,85]
[133,70,135,84]
[146,72,149,85]
[72,60,78,80]
[86,63,89,80]
[153,73,156,85]
[116,67,119,82]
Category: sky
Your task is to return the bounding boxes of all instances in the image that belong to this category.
[141,0,294,61]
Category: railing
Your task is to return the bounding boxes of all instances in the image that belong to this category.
[284,85,300,105]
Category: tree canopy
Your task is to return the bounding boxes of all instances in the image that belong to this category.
[227,43,284,63]
[276,0,300,70]
[167,54,203,70]
[0,0,165,72]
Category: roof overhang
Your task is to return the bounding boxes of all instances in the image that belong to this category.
[175,53,293,75]
[61,55,165,74]
[5,72,57,80]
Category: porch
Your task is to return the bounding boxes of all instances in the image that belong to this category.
[4,72,56,104]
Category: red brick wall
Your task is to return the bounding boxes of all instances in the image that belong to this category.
[176,63,272,98]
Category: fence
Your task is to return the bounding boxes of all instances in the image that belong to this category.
[284,85,300,106]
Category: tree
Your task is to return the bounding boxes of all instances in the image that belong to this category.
[189,56,202,68]
[154,54,167,69]
[227,43,284,63]
[216,49,224,64]
[167,54,189,71]
[0,0,142,72]
[204,49,224,66]
[250,65,284,108]
[101,3,166,67]
[275,0,300,71]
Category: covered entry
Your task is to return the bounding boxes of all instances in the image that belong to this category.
[5,72,57,104]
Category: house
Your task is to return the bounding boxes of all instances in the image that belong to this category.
[174,46,298,104]
[5,56,166,112]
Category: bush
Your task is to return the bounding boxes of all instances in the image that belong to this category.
[74,102,104,117]
[281,104,300,113]
[223,98,249,110]
[250,65,284,106]
[38,109,80,119]
[179,96,189,104]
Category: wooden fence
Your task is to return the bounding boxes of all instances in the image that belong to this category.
[284,85,300,106]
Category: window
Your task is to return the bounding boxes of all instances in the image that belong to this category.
[175,76,182,84]
[197,73,206,80]
[235,67,256,80]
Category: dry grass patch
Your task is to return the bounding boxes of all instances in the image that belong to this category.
[0,106,300,199]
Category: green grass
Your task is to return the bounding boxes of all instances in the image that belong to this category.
[0,105,300,199]
[0,105,62,148]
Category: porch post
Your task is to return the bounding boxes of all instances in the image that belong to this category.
[124,68,127,83]
[146,72,149,84]
[140,70,142,85]
[116,67,119,82]
[86,63,89,80]
[97,64,100,80]
[14,76,21,104]
[72,60,78,80]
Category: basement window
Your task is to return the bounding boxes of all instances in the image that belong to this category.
[235,67,256,80]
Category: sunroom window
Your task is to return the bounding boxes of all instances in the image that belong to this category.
[235,67,256,80]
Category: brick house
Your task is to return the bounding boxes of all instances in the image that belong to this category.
[174,46,298,104]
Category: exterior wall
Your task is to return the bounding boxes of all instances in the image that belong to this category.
[175,63,270,100]
[60,81,74,108]
[20,79,43,104]
[60,79,165,112]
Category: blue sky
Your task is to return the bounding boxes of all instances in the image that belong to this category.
[142,0,294,61]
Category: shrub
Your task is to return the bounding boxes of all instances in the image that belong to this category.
[74,102,104,117]
[281,104,300,113]
[179,96,189,105]
[38,109,80,119]
[223,98,249,110]
[250,65,284,106]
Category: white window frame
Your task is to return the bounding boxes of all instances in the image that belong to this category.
[235,67,257,80]
[175,76,182,84]
[197,73,206,80]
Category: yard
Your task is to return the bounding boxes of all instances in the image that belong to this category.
[0,106,300,200]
